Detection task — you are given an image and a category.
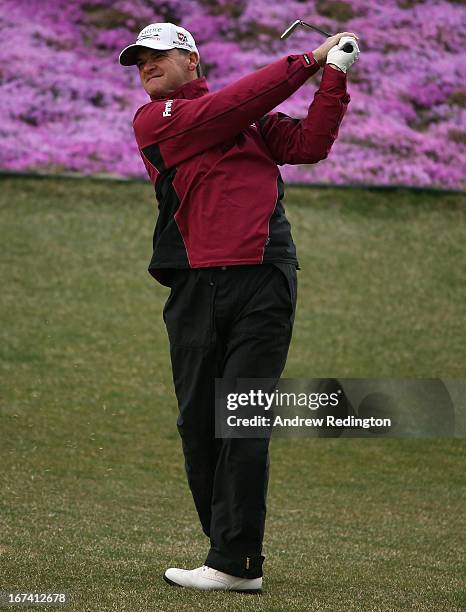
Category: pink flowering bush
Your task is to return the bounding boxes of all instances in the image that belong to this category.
[0,0,464,188]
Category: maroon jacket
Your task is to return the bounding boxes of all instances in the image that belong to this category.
[133,52,350,286]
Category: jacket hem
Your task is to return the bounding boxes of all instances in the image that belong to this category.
[149,258,298,270]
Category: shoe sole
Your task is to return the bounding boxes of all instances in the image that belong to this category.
[163,574,262,594]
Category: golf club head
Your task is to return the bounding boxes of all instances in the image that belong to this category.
[280,20,302,40]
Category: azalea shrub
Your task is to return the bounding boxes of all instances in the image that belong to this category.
[1,0,464,188]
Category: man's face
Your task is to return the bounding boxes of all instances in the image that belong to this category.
[136,48,197,98]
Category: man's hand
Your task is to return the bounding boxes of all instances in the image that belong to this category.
[312,32,360,68]
[326,36,360,73]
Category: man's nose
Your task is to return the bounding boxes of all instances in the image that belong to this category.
[143,58,160,72]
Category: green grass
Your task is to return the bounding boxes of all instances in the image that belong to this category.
[0,177,465,611]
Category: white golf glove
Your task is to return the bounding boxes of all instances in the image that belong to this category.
[326,36,360,73]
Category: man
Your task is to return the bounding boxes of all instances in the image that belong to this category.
[119,22,360,593]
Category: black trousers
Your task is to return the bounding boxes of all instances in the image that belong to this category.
[162,263,297,578]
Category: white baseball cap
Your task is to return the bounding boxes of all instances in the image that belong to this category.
[119,22,200,66]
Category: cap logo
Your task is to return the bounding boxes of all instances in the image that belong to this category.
[138,34,160,41]
[177,32,188,43]
[140,25,163,36]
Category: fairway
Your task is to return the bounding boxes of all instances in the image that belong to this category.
[0,177,465,611]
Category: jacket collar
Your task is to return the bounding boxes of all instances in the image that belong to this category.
[150,77,209,101]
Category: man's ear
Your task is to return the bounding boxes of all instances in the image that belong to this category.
[189,51,199,72]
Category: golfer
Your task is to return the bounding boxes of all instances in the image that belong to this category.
[119,22,359,593]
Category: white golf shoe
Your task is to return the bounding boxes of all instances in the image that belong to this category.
[163,564,262,593]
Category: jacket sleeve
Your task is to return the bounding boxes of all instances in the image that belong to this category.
[133,52,321,169]
[257,64,351,165]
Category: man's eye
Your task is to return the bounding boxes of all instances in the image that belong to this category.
[137,53,167,68]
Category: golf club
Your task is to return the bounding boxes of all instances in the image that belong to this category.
[281,19,355,53]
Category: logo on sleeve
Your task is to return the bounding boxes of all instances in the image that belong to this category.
[163,99,174,117]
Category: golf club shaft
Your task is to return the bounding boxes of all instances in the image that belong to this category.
[301,21,355,52]
[281,20,355,54]
[299,21,332,38]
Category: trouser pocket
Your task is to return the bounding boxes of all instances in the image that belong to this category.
[272,264,297,326]
[163,269,215,347]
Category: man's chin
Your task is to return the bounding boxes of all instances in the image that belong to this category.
[146,85,167,98]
